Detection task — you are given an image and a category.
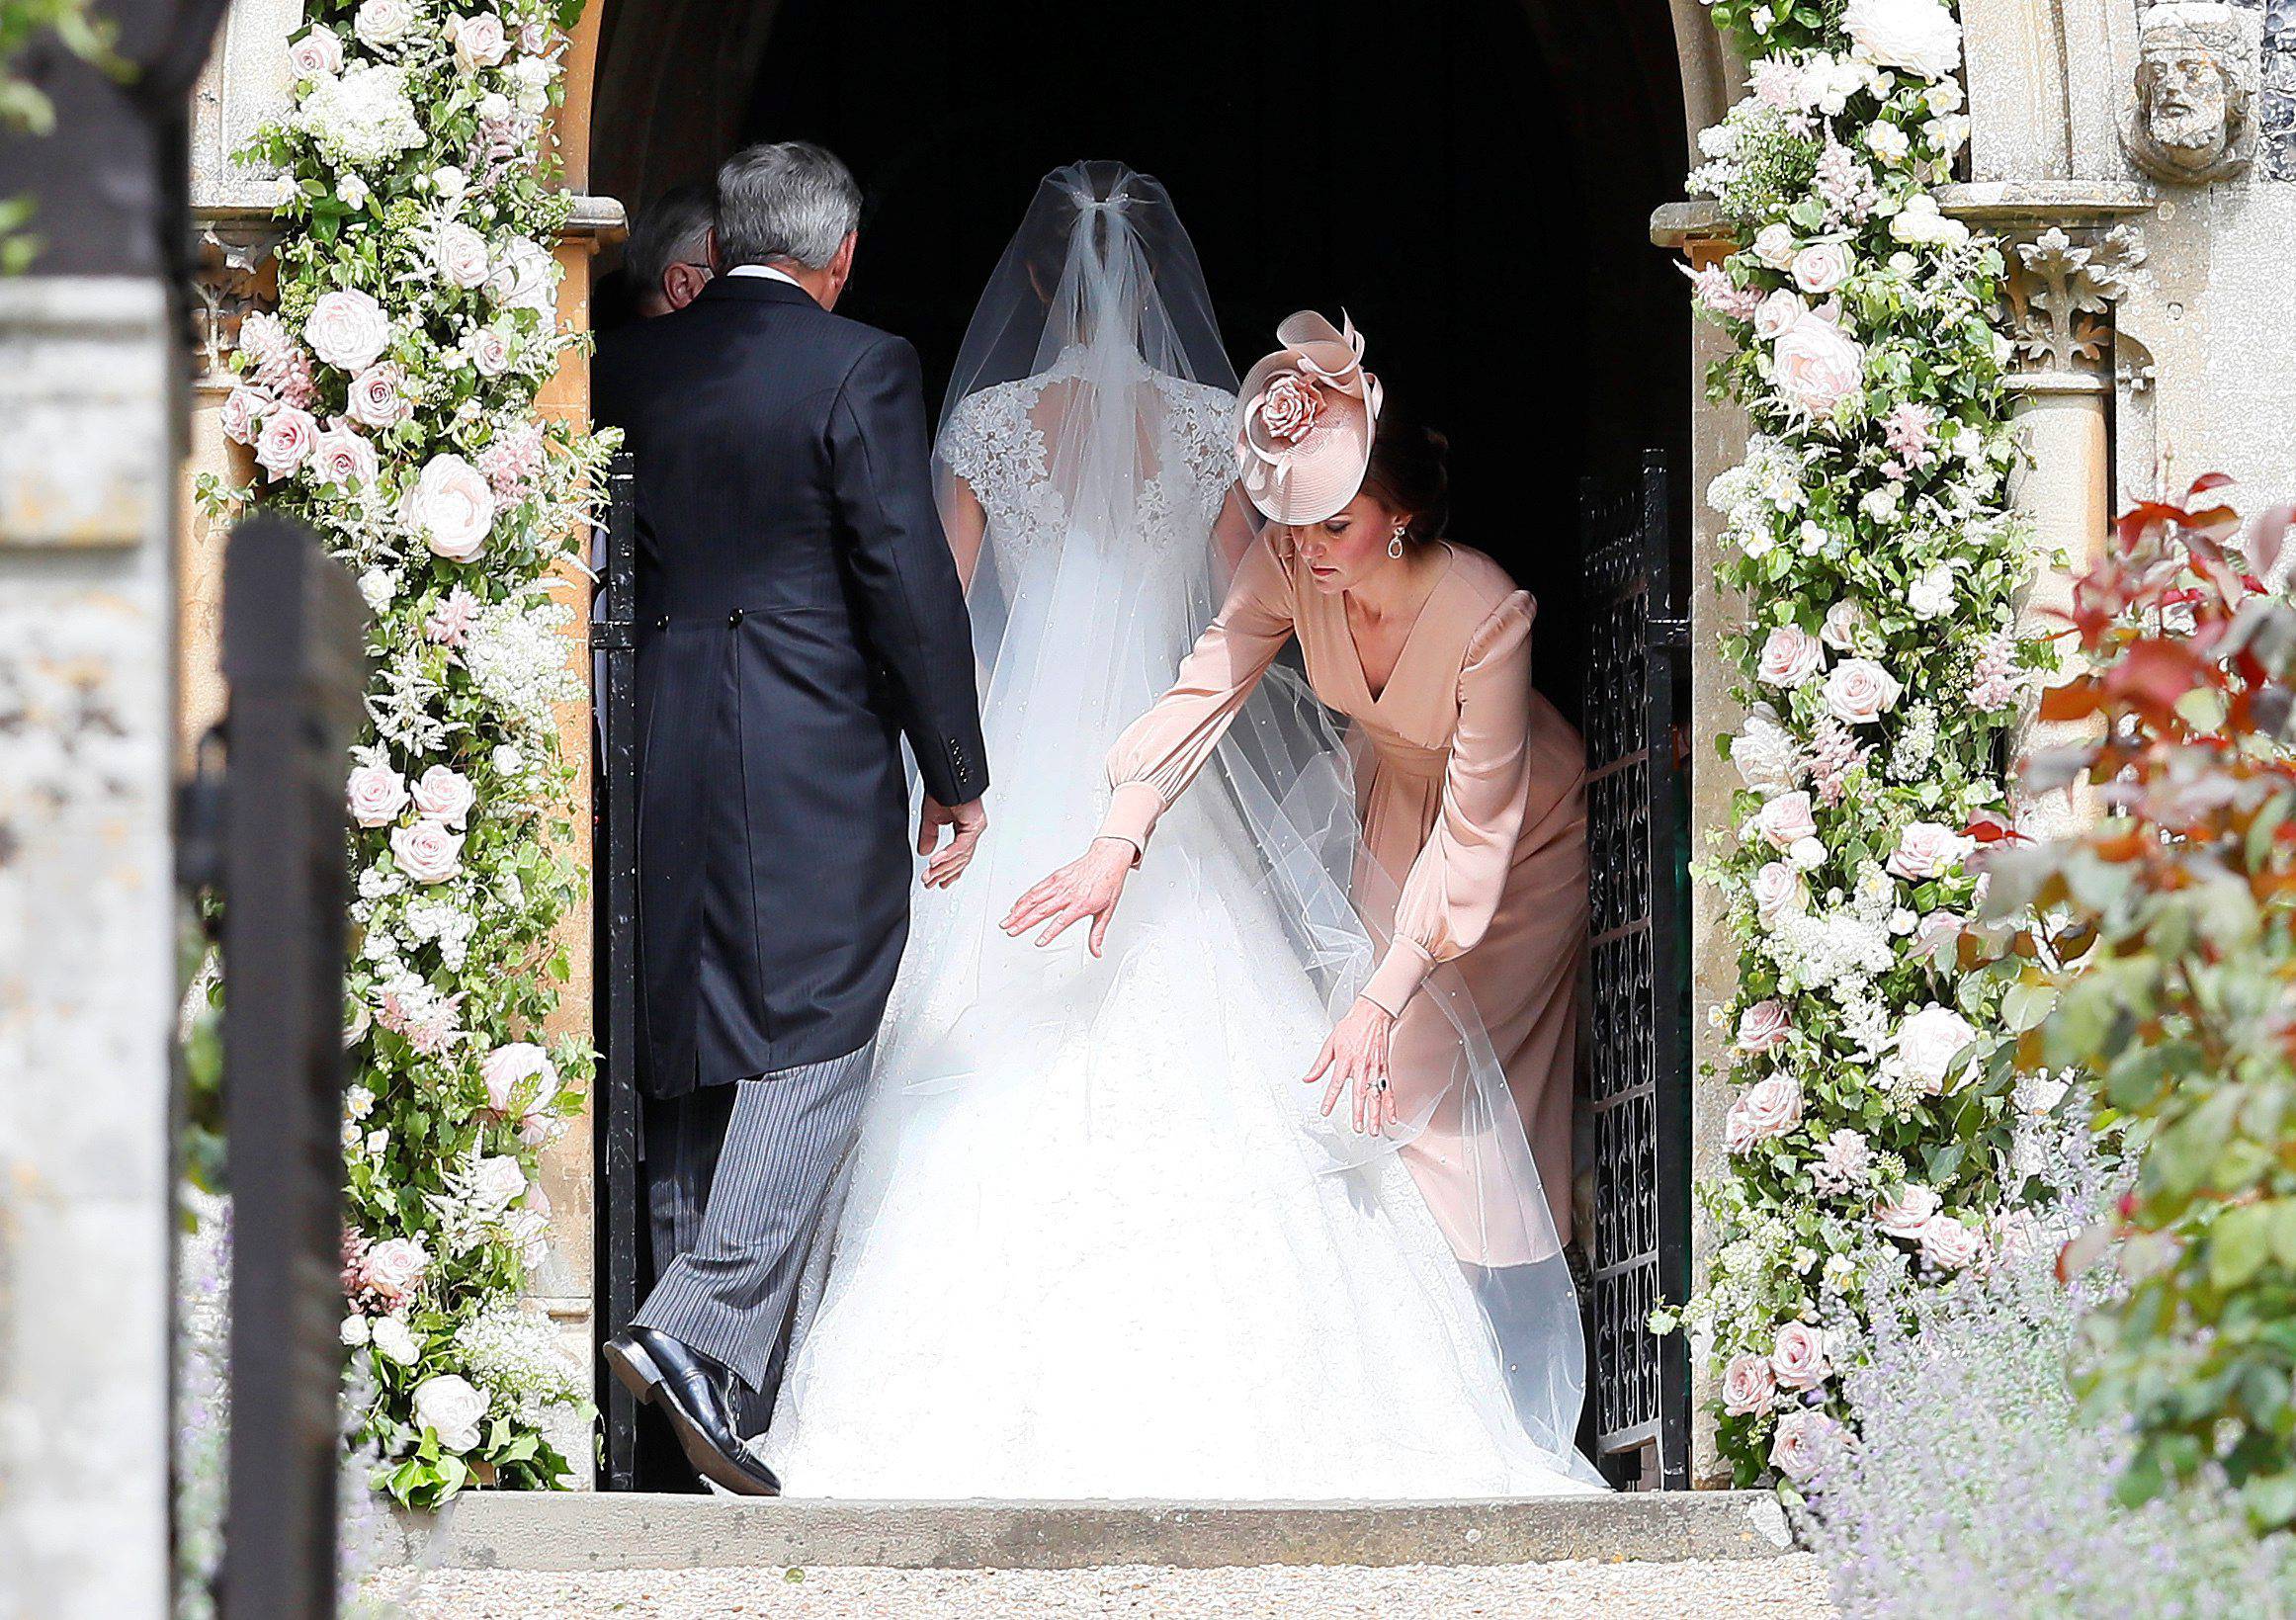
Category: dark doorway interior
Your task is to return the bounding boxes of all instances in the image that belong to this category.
[598,0,1691,715]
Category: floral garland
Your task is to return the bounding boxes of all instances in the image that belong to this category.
[1665,0,2055,1486]
[199,0,609,1506]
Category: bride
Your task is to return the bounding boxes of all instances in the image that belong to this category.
[756,162,1600,1496]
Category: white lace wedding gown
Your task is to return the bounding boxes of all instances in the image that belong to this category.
[754,350,1597,1498]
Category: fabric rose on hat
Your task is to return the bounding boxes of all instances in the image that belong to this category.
[1252,372,1322,447]
[1756,624,1826,689]
[391,819,465,885]
[1722,1353,1777,1417]
[411,1374,488,1453]
[304,289,391,374]
[404,454,496,562]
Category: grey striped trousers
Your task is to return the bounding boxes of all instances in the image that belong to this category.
[631,1040,874,1393]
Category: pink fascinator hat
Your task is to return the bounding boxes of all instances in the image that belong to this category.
[1235,310,1384,526]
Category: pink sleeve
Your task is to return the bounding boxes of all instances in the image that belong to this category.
[1100,529,1298,853]
[1360,593,1539,1017]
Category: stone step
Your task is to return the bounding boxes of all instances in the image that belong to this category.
[387,1491,1795,1572]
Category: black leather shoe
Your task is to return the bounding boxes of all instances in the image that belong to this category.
[603,1326,780,1496]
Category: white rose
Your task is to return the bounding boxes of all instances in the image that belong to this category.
[1889,194,1971,249]
[1751,790,1818,852]
[1772,313,1867,419]
[481,1042,560,1121]
[1730,712,1801,796]
[1873,1181,1942,1239]
[1734,998,1793,1055]
[463,323,513,377]
[468,1153,527,1216]
[345,363,411,430]
[340,1314,372,1347]
[1769,1322,1832,1390]
[254,404,319,481]
[1790,242,1852,297]
[433,222,493,291]
[1753,288,1807,341]
[1907,562,1955,620]
[357,568,394,612]
[1724,1073,1802,1152]
[1860,485,1901,524]
[412,765,476,828]
[1917,1212,1987,1271]
[433,165,469,197]
[1842,0,1962,79]
[1751,861,1809,927]
[507,54,553,113]
[290,30,344,78]
[1722,1352,1777,1416]
[1756,624,1826,690]
[492,743,524,777]
[306,291,391,378]
[449,13,511,71]
[1752,223,1798,269]
[487,236,558,315]
[312,421,381,493]
[411,1374,488,1453]
[390,818,465,885]
[1887,821,1972,882]
[404,454,496,562]
[353,0,415,49]
[1896,1003,1979,1092]
[1823,657,1904,725]
[1788,836,1828,871]
[371,1313,420,1365]
[1821,600,1870,652]
[347,761,408,827]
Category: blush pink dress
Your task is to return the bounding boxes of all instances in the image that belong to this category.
[1100,531,1589,1254]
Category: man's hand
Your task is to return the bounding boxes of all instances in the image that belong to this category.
[1001,838,1136,958]
[917,797,988,889]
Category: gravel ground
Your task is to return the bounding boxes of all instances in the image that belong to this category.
[386,1557,1836,1618]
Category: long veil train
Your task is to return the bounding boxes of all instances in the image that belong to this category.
[757,161,1599,1496]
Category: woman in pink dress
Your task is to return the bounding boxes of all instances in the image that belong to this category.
[1007,313,1590,1257]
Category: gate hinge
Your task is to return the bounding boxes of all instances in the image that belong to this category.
[1648,614,1690,650]
[591,622,637,651]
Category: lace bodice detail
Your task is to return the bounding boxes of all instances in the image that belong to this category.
[937,348,1237,574]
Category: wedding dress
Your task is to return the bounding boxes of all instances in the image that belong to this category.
[755,164,1599,1497]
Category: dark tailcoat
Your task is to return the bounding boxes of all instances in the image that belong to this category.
[594,275,988,1098]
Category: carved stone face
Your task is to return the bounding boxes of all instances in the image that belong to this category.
[2140,43,2234,167]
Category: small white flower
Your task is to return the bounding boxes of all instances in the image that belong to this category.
[358,568,395,611]
[372,1313,421,1365]
[340,1314,372,1347]
[1907,562,1956,620]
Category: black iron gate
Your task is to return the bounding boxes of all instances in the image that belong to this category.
[1578,451,1692,1491]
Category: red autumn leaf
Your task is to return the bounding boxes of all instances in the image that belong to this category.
[2188,471,2236,499]
[2103,638,2211,715]
[2038,676,2101,722]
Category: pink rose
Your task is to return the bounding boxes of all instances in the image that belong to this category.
[450,12,511,70]
[218,384,268,446]
[1752,289,1807,341]
[1750,861,1809,927]
[1770,1322,1832,1391]
[517,19,551,52]
[463,323,513,377]
[290,29,343,77]
[1918,1212,1987,1272]
[1914,908,1966,957]
[1823,656,1903,725]
[433,222,493,291]
[358,1236,429,1305]
[1790,242,1852,297]
[1724,1073,1802,1153]
[1769,1408,1846,1483]
[254,404,319,481]
[1722,1353,1778,1416]
[403,454,496,563]
[1896,1003,1979,1093]
[1734,999,1793,1056]
[311,420,380,493]
[411,765,475,828]
[487,237,557,315]
[1772,312,1866,419]
[1820,599,1869,652]
[346,363,411,430]
[347,761,409,827]
[1751,791,1818,853]
[390,818,465,885]
[304,289,391,373]
[1756,624,1826,689]
[1874,1182,1942,1240]
[1887,820,1972,882]
[1751,223,1798,269]
[1253,372,1322,446]
[480,1041,559,1122]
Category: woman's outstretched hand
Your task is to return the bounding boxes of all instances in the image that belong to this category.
[1001,837,1135,957]
[1305,996,1401,1136]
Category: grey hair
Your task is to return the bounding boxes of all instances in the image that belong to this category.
[715,141,863,271]
[623,183,717,299]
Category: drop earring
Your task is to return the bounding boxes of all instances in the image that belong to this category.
[1388,524,1407,559]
